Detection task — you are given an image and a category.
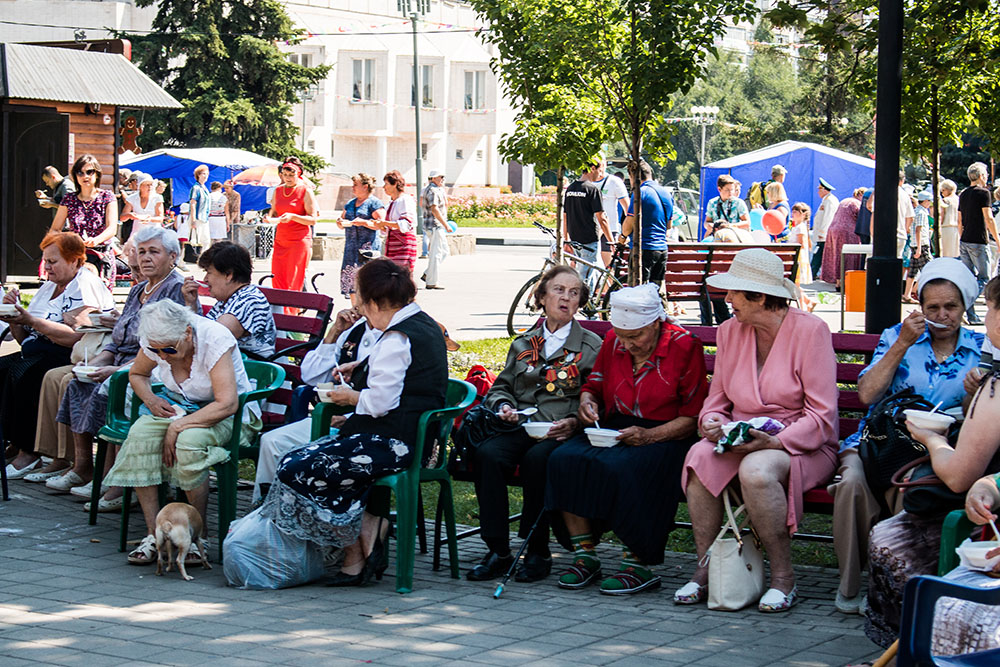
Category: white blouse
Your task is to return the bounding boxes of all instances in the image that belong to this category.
[25,266,114,343]
[386,194,416,234]
[355,303,421,418]
[299,318,381,387]
[140,317,260,420]
[126,192,163,217]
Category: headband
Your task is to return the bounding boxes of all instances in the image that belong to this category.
[281,161,303,177]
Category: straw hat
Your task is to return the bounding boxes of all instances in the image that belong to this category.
[705,248,797,300]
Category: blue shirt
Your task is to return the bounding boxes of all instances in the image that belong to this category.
[189,183,210,221]
[344,196,384,222]
[842,323,983,451]
[626,180,672,251]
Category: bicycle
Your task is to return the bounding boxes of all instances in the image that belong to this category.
[506,222,629,336]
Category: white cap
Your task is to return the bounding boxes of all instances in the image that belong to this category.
[428,170,445,180]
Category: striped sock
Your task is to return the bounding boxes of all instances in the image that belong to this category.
[558,534,600,585]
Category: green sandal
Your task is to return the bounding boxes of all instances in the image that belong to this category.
[557,557,602,590]
[599,567,661,596]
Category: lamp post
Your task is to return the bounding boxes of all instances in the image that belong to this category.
[690,106,719,168]
[298,83,319,150]
[399,0,430,233]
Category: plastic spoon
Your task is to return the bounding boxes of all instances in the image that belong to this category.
[989,518,1000,543]
[925,319,948,330]
[929,400,943,414]
[511,407,538,417]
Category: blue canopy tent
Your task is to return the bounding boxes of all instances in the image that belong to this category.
[698,140,876,239]
[120,147,279,213]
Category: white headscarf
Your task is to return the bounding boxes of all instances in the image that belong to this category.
[917,257,980,311]
[609,283,665,330]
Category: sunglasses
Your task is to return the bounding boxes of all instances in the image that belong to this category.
[77,168,98,176]
[148,336,184,356]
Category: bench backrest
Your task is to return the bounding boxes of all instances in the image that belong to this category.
[664,243,800,301]
[575,319,877,442]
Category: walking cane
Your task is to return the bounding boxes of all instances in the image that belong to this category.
[493,509,546,599]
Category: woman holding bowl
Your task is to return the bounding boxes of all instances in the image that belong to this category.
[0,232,114,478]
[104,299,262,564]
[338,173,385,299]
[467,266,602,583]
[377,170,418,272]
[545,283,709,595]
[677,248,839,612]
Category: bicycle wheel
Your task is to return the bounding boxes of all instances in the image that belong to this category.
[507,274,542,336]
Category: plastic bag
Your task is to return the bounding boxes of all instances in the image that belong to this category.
[222,506,327,589]
[714,417,785,453]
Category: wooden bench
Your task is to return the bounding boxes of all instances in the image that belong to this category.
[664,242,800,306]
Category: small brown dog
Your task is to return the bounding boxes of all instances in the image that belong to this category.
[155,502,211,581]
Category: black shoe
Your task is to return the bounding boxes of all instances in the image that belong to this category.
[514,553,552,583]
[360,518,388,585]
[466,552,514,581]
[325,570,364,587]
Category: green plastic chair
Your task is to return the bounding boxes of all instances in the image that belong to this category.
[938,509,977,575]
[115,360,285,561]
[310,378,476,593]
[90,368,134,526]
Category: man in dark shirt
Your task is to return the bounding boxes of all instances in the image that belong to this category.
[957,161,998,324]
[562,165,611,284]
[36,166,76,219]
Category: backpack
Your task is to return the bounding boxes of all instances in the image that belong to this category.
[447,365,521,477]
[747,180,772,210]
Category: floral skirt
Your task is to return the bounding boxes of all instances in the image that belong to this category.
[341,226,376,296]
[261,431,412,547]
[55,377,108,435]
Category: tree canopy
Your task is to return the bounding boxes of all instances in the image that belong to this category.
[123,0,329,172]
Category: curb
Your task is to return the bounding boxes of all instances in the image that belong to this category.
[475,238,550,247]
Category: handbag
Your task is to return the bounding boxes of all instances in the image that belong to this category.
[857,388,938,513]
[705,488,765,611]
[893,449,1000,517]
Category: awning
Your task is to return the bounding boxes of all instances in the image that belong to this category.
[0,43,181,109]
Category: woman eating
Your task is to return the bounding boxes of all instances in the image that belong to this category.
[863,275,1000,648]
[678,248,838,612]
[121,173,165,234]
[182,241,276,358]
[44,226,187,508]
[49,155,119,288]
[467,266,602,583]
[0,232,114,478]
[545,283,709,595]
[377,170,418,272]
[268,157,318,305]
[338,173,385,299]
[104,299,262,565]
[257,258,447,586]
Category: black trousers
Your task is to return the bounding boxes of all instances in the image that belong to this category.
[699,293,731,325]
[0,341,72,453]
[811,241,825,277]
[473,428,563,555]
[641,249,668,288]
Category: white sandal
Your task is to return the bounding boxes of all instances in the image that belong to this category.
[759,586,799,613]
[128,534,157,565]
[673,581,707,605]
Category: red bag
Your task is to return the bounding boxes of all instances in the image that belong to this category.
[455,364,496,430]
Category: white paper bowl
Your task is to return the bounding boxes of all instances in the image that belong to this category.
[88,313,105,326]
[316,382,336,403]
[0,304,18,317]
[585,428,619,448]
[168,405,186,420]
[903,409,955,434]
[523,421,553,440]
[73,366,99,384]
[957,539,1000,570]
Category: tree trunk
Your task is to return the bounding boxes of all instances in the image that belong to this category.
[629,135,643,286]
[930,86,941,258]
[555,165,565,264]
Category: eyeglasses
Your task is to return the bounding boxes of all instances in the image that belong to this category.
[148,336,184,356]
[78,168,97,176]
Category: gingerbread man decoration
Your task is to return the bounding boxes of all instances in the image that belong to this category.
[119,115,143,154]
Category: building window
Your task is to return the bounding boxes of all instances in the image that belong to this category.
[352,58,375,101]
[464,71,485,110]
[287,53,312,68]
[410,64,433,107]
[330,139,336,157]
[307,139,315,151]
[421,143,428,160]
[476,149,483,161]
[456,149,464,160]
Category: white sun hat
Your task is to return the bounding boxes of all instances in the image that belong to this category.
[705,248,797,300]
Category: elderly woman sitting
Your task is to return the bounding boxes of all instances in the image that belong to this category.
[1,232,114,479]
[678,248,839,612]
[864,275,1000,647]
[467,266,602,583]
[254,259,447,586]
[545,283,709,595]
[37,226,188,509]
[182,241,276,358]
[104,300,262,565]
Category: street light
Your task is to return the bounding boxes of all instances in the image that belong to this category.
[690,106,720,168]
[399,0,430,232]
[298,83,319,150]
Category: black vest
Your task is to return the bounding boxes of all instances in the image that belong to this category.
[339,309,448,446]
[338,321,367,365]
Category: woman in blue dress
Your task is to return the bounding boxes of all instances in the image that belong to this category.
[337,173,385,298]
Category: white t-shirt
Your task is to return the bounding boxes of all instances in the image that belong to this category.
[25,266,114,343]
[126,191,163,218]
[386,194,416,234]
[941,194,960,228]
[596,175,629,234]
[140,317,260,420]
[897,186,915,242]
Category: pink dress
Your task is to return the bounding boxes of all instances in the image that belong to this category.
[681,308,839,533]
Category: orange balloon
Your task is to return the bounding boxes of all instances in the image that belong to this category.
[762,210,786,236]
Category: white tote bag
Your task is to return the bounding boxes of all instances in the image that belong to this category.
[704,487,765,611]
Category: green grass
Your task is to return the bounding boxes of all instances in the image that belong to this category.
[453,218,556,228]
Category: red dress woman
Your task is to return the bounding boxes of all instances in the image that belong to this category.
[268,157,317,303]
[378,170,418,271]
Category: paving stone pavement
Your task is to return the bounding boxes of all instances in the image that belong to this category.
[0,479,886,666]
